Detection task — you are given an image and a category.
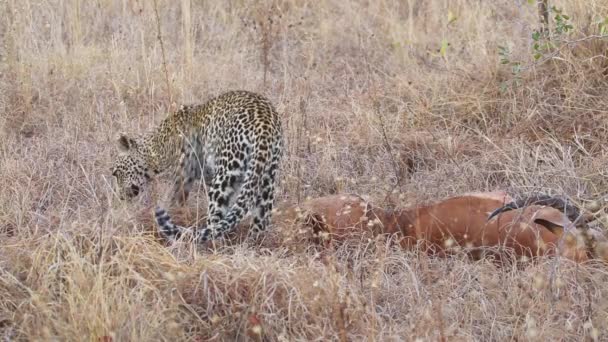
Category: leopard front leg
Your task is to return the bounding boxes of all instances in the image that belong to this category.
[169,170,192,205]
[169,138,203,205]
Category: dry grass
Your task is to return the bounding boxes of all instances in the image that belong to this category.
[1,0,608,340]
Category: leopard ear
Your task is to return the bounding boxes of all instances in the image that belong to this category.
[116,133,137,152]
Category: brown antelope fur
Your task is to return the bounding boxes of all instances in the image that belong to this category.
[141,191,603,263]
[372,192,591,262]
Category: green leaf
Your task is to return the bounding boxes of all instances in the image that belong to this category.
[532,31,541,41]
[439,38,449,57]
[514,77,522,87]
[512,63,521,74]
[527,0,535,4]
[447,10,457,25]
[534,53,542,60]
[499,82,508,93]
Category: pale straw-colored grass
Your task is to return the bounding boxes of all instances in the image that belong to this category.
[1,0,608,340]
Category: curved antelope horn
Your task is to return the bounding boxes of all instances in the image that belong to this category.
[487,194,583,224]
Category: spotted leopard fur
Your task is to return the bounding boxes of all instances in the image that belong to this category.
[110,90,283,242]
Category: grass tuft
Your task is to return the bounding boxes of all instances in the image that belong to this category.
[1,0,608,339]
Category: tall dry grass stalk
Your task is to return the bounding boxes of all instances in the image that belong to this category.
[153,0,173,108]
[1,0,608,340]
[181,0,193,83]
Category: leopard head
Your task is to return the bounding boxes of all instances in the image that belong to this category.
[110,133,154,200]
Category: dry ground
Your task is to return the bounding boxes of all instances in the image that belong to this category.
[2,0,608,340]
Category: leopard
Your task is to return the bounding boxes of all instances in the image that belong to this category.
[110,90,283,243]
